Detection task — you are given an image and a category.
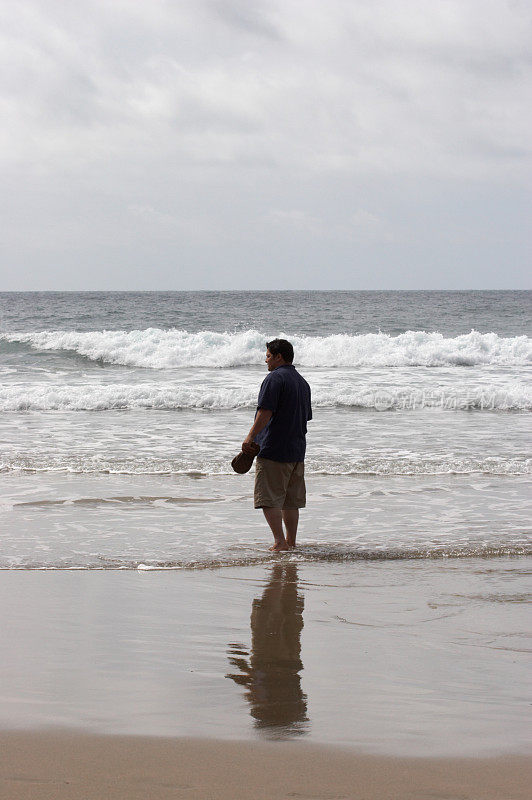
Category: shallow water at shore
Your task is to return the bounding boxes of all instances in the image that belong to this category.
[1,471,530,568]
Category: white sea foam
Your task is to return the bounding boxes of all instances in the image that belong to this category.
[3,544,531,569]
[0,383,255,411]
[2,328,531,368]
[0,381,529,411]
[1,453,529,476]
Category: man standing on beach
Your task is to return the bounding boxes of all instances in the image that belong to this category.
[242,339,312,552]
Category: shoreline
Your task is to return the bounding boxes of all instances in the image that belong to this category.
[1,730,531,800]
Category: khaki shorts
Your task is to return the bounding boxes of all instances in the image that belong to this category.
[254,457,306,509]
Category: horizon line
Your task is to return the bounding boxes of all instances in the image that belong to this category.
[1,288,530,293]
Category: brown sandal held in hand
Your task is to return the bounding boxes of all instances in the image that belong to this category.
[231,442,260,474]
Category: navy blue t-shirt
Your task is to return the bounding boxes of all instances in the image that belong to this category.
[254,364,312,462]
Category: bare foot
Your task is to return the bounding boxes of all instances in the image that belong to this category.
[286,541,296,549]
[269,542,289,552]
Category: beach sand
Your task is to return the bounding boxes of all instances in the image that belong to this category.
[2,731,531,800]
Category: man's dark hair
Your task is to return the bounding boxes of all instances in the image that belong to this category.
[266,338,294,363]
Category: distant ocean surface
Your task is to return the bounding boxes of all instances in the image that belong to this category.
[0,290,530,569]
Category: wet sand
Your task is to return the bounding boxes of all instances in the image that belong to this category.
[1,562,530,754]
[1,560,530,798]
[1,731,531,800]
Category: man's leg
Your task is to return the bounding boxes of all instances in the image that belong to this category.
[282,509,299,548]
[262,508,289,551]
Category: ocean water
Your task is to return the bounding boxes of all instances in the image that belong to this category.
[1,290,531,752]
[0,290,530,569]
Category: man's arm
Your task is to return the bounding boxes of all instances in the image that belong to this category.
[242,408,272,453]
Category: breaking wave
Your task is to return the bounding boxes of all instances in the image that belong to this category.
[0,381,529,411]
[2,328,531,368]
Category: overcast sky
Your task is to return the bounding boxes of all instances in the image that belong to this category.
[1,0,531,290]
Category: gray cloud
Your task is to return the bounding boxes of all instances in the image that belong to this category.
[0,0,530,289]
[208,0,283,40]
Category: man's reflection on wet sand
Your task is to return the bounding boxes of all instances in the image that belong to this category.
[226,563,308,737]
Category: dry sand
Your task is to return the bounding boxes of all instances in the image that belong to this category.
[1,730,530,800]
